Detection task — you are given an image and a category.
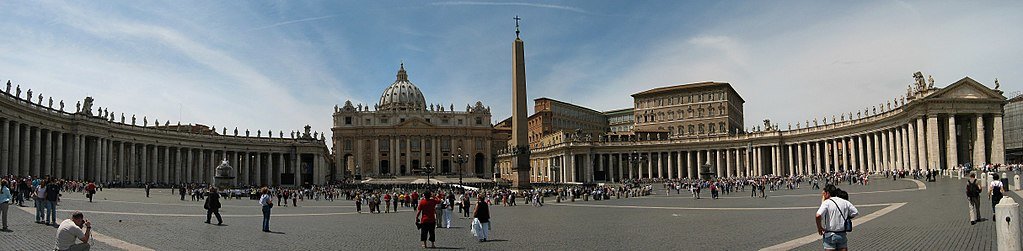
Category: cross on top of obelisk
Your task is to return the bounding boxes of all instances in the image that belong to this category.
[514,15,521,38]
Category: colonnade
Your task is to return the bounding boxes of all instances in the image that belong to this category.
[0,116,330,186]
[520,112,1004,182]
[1,87,331,186]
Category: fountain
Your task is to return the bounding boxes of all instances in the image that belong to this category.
[214,158,235,188]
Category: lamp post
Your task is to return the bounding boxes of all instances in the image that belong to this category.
[627,150,646,181]
[452,148,469,187]
[424,161,435,185]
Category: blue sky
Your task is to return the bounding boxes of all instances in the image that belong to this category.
[1,1,1020,142]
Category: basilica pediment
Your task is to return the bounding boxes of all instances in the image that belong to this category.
[928,77,1005,100]
[395,117,435,128]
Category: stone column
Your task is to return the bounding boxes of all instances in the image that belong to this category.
[11,123,21,176]
[149,145,157,183]
[724,149,732,177]
[32,127,41,177]
[185,149,193,183]
[41,129,51,176]
[161,146,169,183]
[867,133,875,172]
[894,127,901,170]
[916,117,927,170]
[255,152,263,186]
[847,137,855,172]
[644,152,652,179]
[21,125,30,176]
[881,130,889,170]
[817,141,824,174]
[656,152,663,179]
[828,140,835,173]
[696,151,703,177]
[903,125,912,170]
[751,147,758,176]
[947,115,959,170]
[55,133,64,179]
[0,119,8,175]
[714,150,721,177]
[277,153,285,186]
[926,115,940,170]
[992,114,1005,165]
[667,151,675,179]
[77,135,85,180]
[975,114,986,167]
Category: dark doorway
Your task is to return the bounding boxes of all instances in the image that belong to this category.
[474,153,485,176]
[442,159,451,174]
[380,160,390,175]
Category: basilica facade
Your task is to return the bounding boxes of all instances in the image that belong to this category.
[331,65,503,178]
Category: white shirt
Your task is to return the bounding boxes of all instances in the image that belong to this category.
[991,180,1004,189]
[55,219,85,250]
[816,197,859,232]
[259,194,271,206]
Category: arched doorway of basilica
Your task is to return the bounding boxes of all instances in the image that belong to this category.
[411,160,420,175]
[474,153,485,177]
[441,159,451,174]
[379,160,389,175]
[343,154,354,177]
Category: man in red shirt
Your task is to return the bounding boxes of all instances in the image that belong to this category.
[415,192,439,248]
[84,182,97,203]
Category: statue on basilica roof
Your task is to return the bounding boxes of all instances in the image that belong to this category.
[913,71,926,91]
[995,78,1000,90]
[927,75,934,89]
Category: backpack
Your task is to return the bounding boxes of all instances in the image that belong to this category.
[966,180,981,197]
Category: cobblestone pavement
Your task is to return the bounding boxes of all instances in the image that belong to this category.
[2,176,1020,250]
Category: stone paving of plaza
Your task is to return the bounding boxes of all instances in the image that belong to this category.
[2,175,1022,250]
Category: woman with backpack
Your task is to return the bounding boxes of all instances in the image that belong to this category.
[989,173,1006,220]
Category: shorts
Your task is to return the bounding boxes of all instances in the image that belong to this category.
[823,232,847,249]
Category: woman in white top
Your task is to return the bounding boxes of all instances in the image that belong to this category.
[990,173,1006,219]
[35,180,47,224]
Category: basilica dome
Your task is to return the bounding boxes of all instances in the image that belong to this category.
[378,64,427,111]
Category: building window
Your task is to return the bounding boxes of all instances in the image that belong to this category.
[698,124,705,134]
[442,118,449,124]
[458,119,463,125]
[719,122,726,133]
[709,123,716,133]
[345,117,352,125]
[688,125,694,135]
[381,118,388,124]
[475,117,483,125]
[344,139,353,151]
[380,140,390,152]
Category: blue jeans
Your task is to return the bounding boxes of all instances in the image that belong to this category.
[46,200,57,223]
[823,232,848,249]
[261,206,271,231]
[35,199,45,222]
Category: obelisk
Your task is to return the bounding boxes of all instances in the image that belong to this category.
[511,16,531,189]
